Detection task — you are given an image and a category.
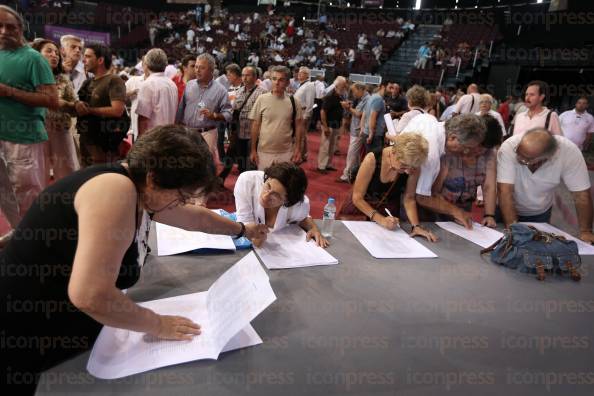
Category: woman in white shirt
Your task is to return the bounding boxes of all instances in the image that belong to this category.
[234,162,328,248]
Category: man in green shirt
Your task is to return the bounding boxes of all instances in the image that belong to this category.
[0,5,58,247]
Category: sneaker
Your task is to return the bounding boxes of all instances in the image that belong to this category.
[335,177,348,183]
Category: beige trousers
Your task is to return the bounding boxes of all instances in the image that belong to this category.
[45,125,80,183]
[257,150,293,171]
[317,127,340,170]
[0,140,46,228]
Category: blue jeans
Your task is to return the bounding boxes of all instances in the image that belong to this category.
[495,206,552,224]
[517,207,552,223]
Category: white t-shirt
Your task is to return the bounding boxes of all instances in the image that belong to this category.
[294,81,317,119]
[454,93,481,114]
[234,171,310,231]
[125,75,146,139]
[135,72,179,132]
[396,108,425,134]
[402,114,446,196]
[512,107,563,136]
[497,134,591,216]
[559,109,594,150]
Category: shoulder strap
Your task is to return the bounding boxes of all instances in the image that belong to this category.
[290,95,297,137]
[238,86,257,113]
[545,110,552,130]
[470,94,475,112]
[373,151,400,209]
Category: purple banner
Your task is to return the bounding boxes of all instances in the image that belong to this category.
[44,25,111,46]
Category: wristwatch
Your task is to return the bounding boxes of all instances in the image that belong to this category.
[234,222,246,239]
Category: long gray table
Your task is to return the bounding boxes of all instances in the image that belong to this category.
[36,221,594,395]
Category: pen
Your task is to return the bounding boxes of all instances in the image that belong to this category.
[384,208,394,218]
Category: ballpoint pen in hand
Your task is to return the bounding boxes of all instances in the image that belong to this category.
[384,208,400,228]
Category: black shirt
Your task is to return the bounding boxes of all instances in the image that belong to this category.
[385,94,408,114]
[1,163,146,375]
[322,91,344,128]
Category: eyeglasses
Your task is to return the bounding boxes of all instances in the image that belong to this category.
[389,151,417,173]
[262,181,287,204]
[514,147,549,166]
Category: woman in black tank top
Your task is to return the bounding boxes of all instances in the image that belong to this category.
[349,133,438,242]
[0,125,269,393]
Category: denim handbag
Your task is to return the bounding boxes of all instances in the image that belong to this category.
[481,223,581,281]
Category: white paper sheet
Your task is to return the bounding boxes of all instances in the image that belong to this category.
[156,222,236,256]
[521,223,594,255]
[384,113,397,137]
[87,252,276,379]
[343,221,438,259]
[253,225,339,269]
[435,221,503,248]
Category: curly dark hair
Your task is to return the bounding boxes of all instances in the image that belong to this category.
[126,125,216,194]
[31,38,63,75]
[263,162,308,207]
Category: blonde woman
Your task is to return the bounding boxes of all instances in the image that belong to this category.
[339,133,438,242]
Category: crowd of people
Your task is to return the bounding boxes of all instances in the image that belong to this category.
[142,3,407,79]
[1,3,594,393]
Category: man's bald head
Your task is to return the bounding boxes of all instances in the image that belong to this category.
[467,84,479,94]
[518,128,558,159]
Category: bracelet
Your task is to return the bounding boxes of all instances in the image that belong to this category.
[483,214,495,219]
[368,210,377,221]
[234,222,246,239]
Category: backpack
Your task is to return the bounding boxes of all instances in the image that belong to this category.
[481,223,581,281]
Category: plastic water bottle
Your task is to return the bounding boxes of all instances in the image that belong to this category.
[197,101,206,121]
[321,198,336,238]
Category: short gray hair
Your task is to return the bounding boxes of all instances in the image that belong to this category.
[144,48,168,72]
[299,66,310,76]
[270,65,291,80]
[445,114,486,145]
[0,5,25,45]
[406,85,429,108]
[0,5,23,29]
[196,53,216,71]
[352,82,366,92]
[479,93,494,105]
[60,34,84,48]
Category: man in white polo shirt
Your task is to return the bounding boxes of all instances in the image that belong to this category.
[512,80,562,136]
[454,83,481,115]
[136,49,179,136]
[497,128,594,243]
[559,96,594,151]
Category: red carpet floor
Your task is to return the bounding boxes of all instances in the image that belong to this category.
[210,130,353,219]
[0,131,353,236]
[2,131,592,236]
